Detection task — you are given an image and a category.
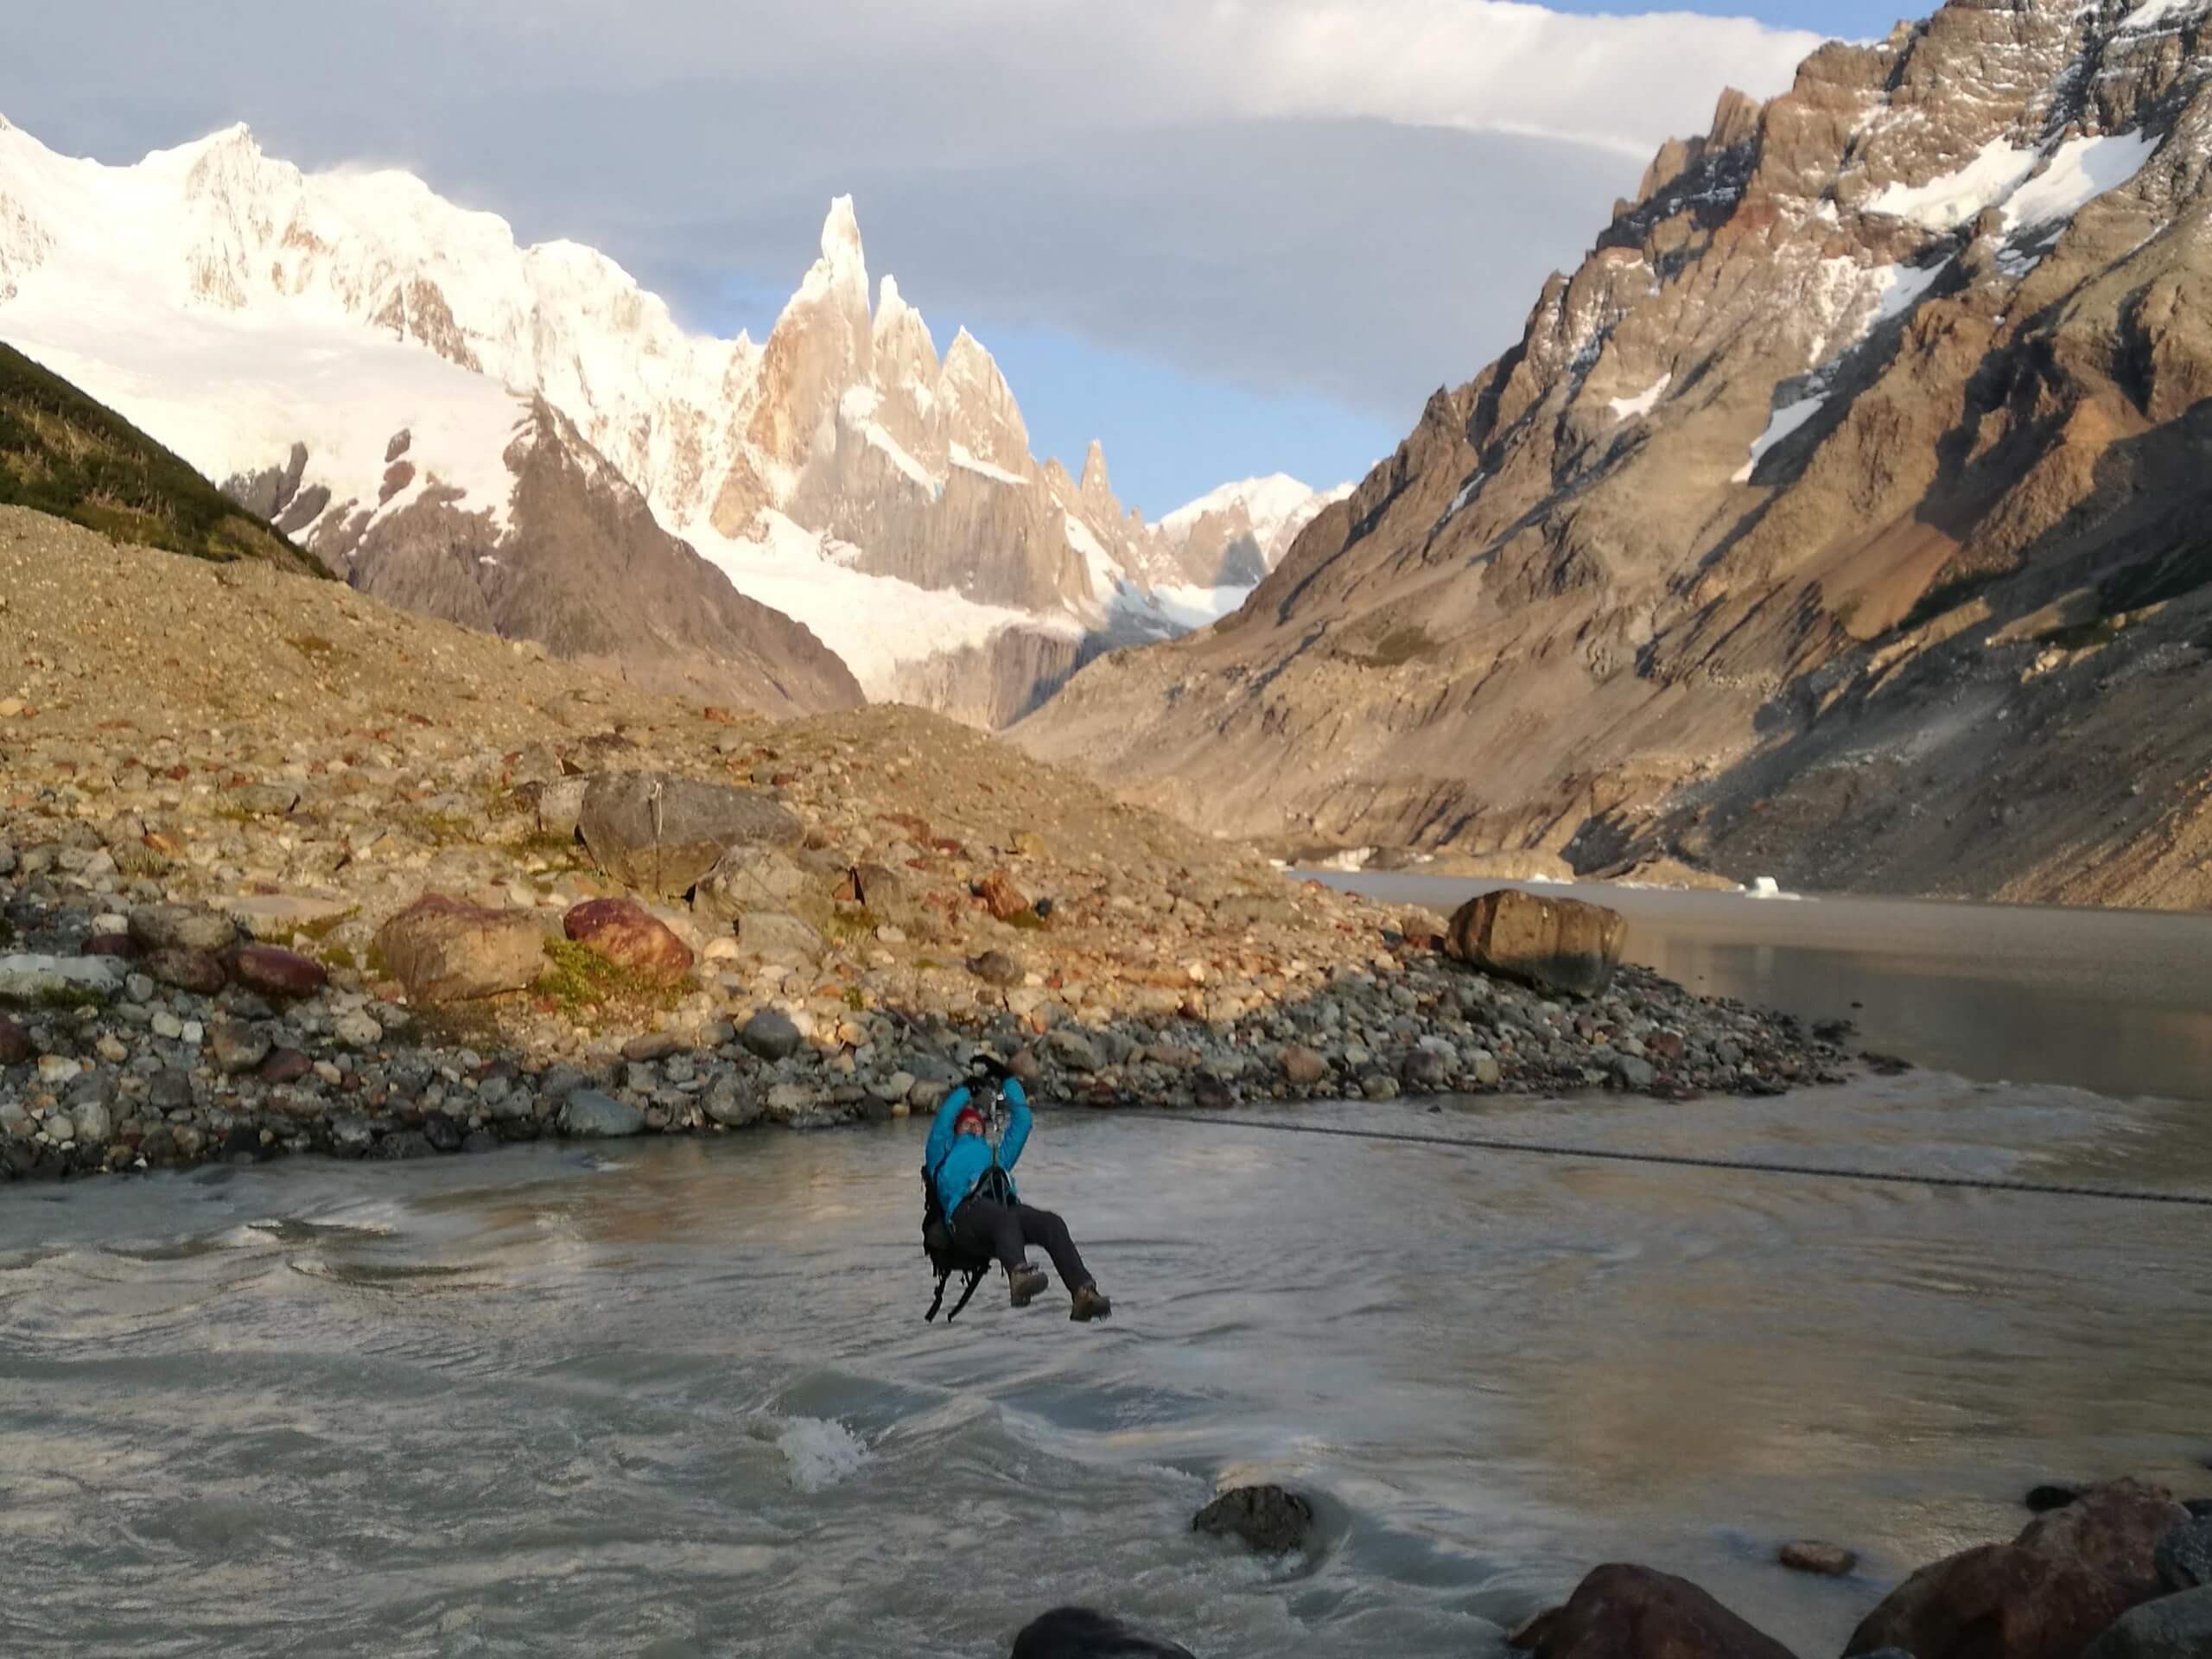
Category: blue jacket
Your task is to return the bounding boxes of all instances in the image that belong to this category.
[925,1077,1031,1221]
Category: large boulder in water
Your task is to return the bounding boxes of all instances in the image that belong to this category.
[1192,1484,1313,1554]
[1846,1479,2189,1659]
[1443,889,1625,997]
[1010,1608,1195,1659]
[579,772,804,899]
[1524,1564,1794,1659]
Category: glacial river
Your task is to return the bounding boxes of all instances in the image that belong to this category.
[4,887,2211,1657]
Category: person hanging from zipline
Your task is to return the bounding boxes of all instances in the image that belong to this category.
[921,1058,1111,1321]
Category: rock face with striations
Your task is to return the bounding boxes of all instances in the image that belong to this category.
[578,773,804,899]
[337,399,864,718]
[1017,0,2212,912]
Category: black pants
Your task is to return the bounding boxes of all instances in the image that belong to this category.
[952,1198,1093,1290]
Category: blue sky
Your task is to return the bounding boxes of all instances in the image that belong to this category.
[4,0,1859,517]
[1545,0,1905,29]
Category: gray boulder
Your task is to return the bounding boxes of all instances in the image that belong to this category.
[579,772,804,898]
[1048,1028,1103,1074]
[737,911,823,966]
[2084,1587,2212,1659]
[535,776,588,842]
[2157,1521,2212,1593]
[0,955,125,1003]
[740,1009,804,1062]
[704,1072,763,1128]
[693,842,810,925]
[559,1090,645,1138]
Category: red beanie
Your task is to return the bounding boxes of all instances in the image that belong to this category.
[955,1103,985,1134]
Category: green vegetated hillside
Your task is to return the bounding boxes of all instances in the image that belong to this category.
[0,340,321,573]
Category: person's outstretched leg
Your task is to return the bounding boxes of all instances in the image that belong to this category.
[953,1198,1048,1306]
[1014,1204,1109,1319]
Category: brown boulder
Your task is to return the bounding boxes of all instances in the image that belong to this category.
[1281,1044,1330,1084]
[0,1016,29,1065]
[2015,1478,2188,1596]
[147,948,228,995]
[1531,1564,1793,1659]
[563,898,695,983]
[258,1048,314,1084]
[1847,1482,2189,1659]
[228,944,327,1000]
[977,868,1032,920]
[1777,1540,1857,1577]
[375,894,546,1003]
[1445,889,1626,997]
[1844,1544,2136,1659]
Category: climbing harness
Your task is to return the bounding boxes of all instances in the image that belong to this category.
[1137,1110,2212,1210]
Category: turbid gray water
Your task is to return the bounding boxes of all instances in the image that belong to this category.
[1313,873,2212,1103]
[6,1071,2211,1658]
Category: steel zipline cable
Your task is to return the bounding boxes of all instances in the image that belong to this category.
[1134,1110,2212,1210]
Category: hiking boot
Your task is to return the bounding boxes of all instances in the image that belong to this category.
[1070,1284,1112,1322]
[1008,1264,1049,1307]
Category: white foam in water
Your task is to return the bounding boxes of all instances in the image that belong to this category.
[774,1416,871,1492]
[1749,875,1807,900]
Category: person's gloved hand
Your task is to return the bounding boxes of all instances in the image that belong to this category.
[970,1051,1014,1081]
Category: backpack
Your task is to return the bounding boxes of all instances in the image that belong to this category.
[919,1078,1007,1323]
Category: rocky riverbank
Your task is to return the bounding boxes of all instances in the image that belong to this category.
[0,508,1853,1179]
[1027,1477,2212,1659]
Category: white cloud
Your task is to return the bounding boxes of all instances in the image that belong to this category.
[6,0,1822,442]
[465,0,1819,158]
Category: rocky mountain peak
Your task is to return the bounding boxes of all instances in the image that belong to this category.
[1077,440,1113,505]
[1016,0,2212,909]
[938,326,1031,471]
[804,194,870,306]
[0,116,1298,732]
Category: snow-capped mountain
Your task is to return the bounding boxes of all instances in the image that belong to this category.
[1156,474,1355,588]
[1016,0,2212,909]
[0,113,1287,724]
